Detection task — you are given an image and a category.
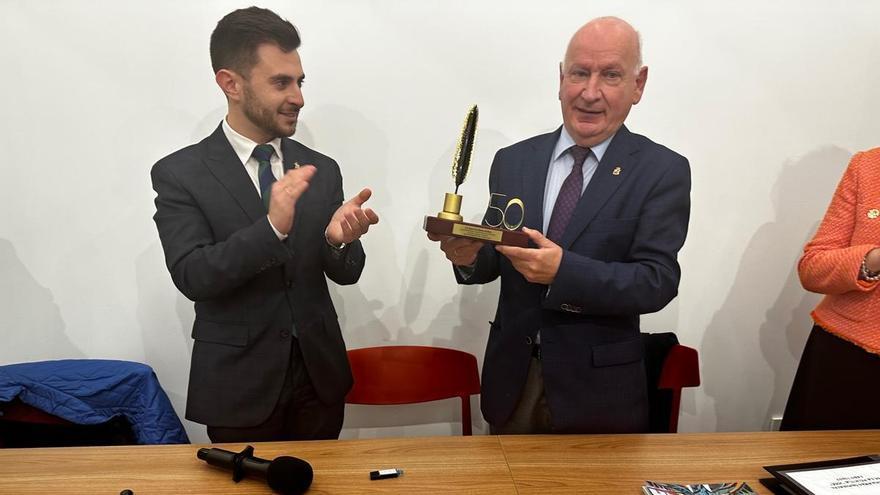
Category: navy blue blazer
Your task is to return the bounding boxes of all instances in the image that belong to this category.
[151,124,364,428]
[457,125,691,433]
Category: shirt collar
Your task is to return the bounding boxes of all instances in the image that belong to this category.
[551,126,615,163]
[221,118,283,166]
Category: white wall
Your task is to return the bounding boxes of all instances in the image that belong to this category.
[1,0,878,442]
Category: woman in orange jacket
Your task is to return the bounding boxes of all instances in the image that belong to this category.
[782,148,880,430]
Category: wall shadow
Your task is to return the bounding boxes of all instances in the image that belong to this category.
[701,146,850,431]
[134,240,202,441]
[362,127,508,436]
[0,238,84,364]
[307,105,395,350]
[340,123,511,436]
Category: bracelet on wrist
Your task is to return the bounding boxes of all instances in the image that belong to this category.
[860,256,880,281]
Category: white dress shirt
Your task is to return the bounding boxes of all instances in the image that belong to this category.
[542,127,613,233]
[221,118,287,240]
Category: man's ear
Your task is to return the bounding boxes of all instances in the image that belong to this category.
[215,69,242,102]
[558,61,564,101]
[632,66,648,105]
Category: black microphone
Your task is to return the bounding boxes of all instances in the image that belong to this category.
[197,445,313,494]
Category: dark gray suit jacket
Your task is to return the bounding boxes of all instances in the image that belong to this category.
[151,124,364,428]
[458,125,691,433]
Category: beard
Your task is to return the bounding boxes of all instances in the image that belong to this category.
[242,83,298,139]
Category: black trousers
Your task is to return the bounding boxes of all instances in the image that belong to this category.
[207,338,345,442]
[781,325,880,431]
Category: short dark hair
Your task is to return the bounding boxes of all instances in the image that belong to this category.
[210,7,301,77]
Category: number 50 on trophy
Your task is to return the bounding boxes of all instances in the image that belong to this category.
[423,105,529,247]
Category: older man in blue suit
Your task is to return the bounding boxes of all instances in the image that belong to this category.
[429,17,690,434]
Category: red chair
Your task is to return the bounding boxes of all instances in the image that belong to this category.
[656,344,701,433]
[0,398,134,448]
[0,399,74,448]
[346,346,481,435]
[0,398,73,425]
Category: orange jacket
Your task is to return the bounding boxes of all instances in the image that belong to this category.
[799,148,880,354]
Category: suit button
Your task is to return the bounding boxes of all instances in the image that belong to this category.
[280,329,290,339]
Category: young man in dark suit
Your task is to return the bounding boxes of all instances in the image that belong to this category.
[429,17,691,434]
[151,7,379,442]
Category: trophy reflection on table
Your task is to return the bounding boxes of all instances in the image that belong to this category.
[423,105,529,247]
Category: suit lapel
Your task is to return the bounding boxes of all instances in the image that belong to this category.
[559,125,641,249]
[281,137,300,174]
[204,124,266,223]
[281,138,310,247]
[522,129,561,233]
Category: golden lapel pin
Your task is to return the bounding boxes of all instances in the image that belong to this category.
[612,166,622,176]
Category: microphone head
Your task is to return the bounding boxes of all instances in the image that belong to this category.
[266,456,313,495]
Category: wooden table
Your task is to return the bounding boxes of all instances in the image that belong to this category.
[501,430,880,494]
[1,431,879,494]
[2,436,514,494]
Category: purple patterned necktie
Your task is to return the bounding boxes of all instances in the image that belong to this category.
[547,145,590,242]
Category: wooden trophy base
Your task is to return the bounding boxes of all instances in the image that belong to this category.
[423,216,529,247]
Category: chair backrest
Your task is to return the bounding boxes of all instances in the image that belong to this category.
[657,344,700,433]
[641,333,701,433]
[0,398,135,448]
[0,398,72,425]
[346,346,481,435]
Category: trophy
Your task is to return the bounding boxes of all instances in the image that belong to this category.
[423,105,529,247]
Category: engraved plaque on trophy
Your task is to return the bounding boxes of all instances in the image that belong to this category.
[423,105,529,247]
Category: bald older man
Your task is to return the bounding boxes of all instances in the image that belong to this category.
[429,17,691,434]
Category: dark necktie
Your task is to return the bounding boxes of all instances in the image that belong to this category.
[252,144,276,210]
[547,145,590,242]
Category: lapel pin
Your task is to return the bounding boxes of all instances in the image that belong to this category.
[868,209,879,219]
[612,166,622,176]
[294,161,302,169]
